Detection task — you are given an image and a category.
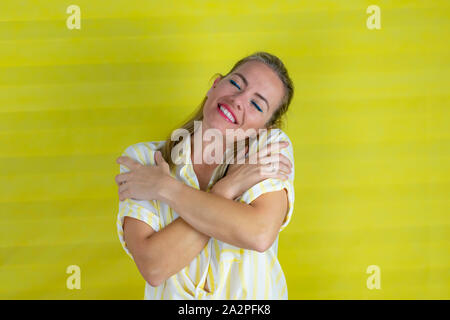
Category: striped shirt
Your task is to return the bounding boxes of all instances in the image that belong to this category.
[116,128,295,299]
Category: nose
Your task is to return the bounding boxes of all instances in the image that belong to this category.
[230,95,244,112]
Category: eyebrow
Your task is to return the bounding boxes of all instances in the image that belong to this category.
[233,72,270,111]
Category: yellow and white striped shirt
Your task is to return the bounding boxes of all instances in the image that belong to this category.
[116,128,295,299]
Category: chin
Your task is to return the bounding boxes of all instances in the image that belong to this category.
[204,120,228,136]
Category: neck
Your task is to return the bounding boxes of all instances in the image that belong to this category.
[190,135,228,167]
[190,123,234,166]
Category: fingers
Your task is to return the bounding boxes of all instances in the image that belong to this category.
[257,141,292,172]
[236,141,290,165]
[155,151,163,164]
[272,172,290,181]
[276,162,292,175]
[261,164,290,180]
[119,193,129,202]
[155,151,170,174]
[115,172,131,185]
[259,154,292,176]
[116,156,142,170]
[259,154,283,166]
[278,153,293,171]
[235,150,293,175]
[118,183,127,194]
[118,183,129,201]
[258,141,289,157]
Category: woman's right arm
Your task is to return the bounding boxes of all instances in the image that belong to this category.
[123,185,227,287]
[123,214,209,287]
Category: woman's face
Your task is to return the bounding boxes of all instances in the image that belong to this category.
[202,60,285,138]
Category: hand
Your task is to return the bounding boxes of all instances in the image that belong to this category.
[212,141,292,200]
[115,151,172,202]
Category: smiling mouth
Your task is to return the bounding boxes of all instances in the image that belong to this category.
[217,103,237,124]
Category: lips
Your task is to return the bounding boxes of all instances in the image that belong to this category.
[217,103,238,124]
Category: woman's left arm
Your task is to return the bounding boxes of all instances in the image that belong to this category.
[158,177,288,252]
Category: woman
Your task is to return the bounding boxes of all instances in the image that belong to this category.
[115,51,295,299]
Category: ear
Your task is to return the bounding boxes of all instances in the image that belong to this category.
[213,76,221,86]
[207,76,222,97]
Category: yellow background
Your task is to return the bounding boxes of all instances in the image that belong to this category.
[0,0,448,299]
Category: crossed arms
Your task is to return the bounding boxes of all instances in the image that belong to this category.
[122,180,288,287]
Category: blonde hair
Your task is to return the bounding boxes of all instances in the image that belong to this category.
[160,51,295,186]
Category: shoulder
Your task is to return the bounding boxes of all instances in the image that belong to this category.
[264,128,293,145]
[121,140,166,166]
[256,128,294,160]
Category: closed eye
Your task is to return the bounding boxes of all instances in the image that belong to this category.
[230,79,263,112]
[252,101,263,112]
[229,79,240,90]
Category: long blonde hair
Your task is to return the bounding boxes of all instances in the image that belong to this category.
[160,51,295,186]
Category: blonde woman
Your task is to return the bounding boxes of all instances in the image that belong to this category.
[115,51,295,299]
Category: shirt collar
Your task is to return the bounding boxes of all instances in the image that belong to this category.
[169,132,192,167]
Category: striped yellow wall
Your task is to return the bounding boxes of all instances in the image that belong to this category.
[0,0,448,299]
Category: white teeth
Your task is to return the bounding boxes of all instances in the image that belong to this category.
[219,105,236,123]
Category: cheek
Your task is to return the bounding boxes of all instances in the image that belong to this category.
[248,105,266,119]
[243,111,268,129]
[211,84,231,98]
[205,100,219,117]
[203,98,216,116]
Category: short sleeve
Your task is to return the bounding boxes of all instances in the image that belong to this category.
[116,143,163,258]
[237,129,295,232]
